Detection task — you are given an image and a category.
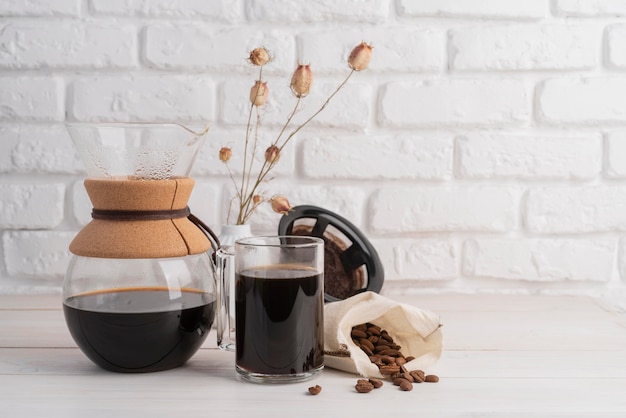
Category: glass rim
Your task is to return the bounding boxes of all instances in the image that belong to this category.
[235,235,323,248]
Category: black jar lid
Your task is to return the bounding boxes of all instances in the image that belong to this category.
[278,205,384,303]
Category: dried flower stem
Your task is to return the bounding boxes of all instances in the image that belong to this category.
[231,68,356,225]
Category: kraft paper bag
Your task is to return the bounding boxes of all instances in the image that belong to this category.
[323,291,443,378]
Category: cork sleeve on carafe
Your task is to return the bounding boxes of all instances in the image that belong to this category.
[69,177,211,258]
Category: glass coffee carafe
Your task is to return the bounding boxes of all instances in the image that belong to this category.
[63,123,218,373]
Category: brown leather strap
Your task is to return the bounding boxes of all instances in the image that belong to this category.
[188,213,221,253]
[92,207,191,221]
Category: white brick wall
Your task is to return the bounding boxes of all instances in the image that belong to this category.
[2,0,626,309]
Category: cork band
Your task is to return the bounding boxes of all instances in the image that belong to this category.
[90,207,221,253]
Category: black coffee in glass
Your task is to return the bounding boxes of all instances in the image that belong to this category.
[235,265,324,379]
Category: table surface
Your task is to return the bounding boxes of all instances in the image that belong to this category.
[1,293,626,417]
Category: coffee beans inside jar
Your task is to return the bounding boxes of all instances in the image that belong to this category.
[351,322,440,393]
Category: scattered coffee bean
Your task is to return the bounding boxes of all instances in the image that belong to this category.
[399,380,413,391]
[355,379,374,393]
[308,385,322,395]
[369,378,383,388]
[425,374,440,383]
[379,364,401,375]
[410,371,425,383]
[399,372,414,383]
[393,377,410,387]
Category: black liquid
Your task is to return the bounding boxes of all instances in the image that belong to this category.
[235,266,324,376]
[63,287,215,373]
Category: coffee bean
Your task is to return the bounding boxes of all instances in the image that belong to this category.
[399,372,414,383]
[410,370,425,383]
[367,326,381,336]
[393,377,410,386]
[308,385,322,395]
[369,378,383,388]
[355,379,374,393]
[359,338,375,352]
[373,344,391,354]
[399,380,413,391]
[380,355,395,365]
[351,329,367,339]
[425,374,439,383]
[378,348,401,357]
[379,364,400,375]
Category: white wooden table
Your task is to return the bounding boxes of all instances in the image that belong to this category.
[2,294,626,417]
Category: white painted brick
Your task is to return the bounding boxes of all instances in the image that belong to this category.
[457,133,602,179]
[607,24,626,69]
[0,0,79,16]
[451,24,600,71]
[538,77,626,124]
[298,28,445,73]
[293,81,372,130]
[144,25,295,71]
[380,79,530,127]
[526,186,626,233]
[188,181,222,233]
[220,78,371,130]
[70,76,214,122]
[606,131,626,178]
[71,181,90,226]
[370,186,520,233]
[91,0,240,21]
[0,22,137,69]
[397,0,548,19]
[0,183,65,229]
[464,238,615,282]
[0,125,83,174]
[372,238,458,281]
[3,230,74,279]
[617,238,626,283]
[248,0,390,23]
[0,77,63,121]
[302,134,453,180]
[555,0,626,16]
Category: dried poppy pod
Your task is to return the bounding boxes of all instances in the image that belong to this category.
[264,145,280,163]
[249,47,270,66]
[270,195,292,215]
[290,64,313,97]
[348,41,373,71]
[250,81,269,106]
[219,146,232,163]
